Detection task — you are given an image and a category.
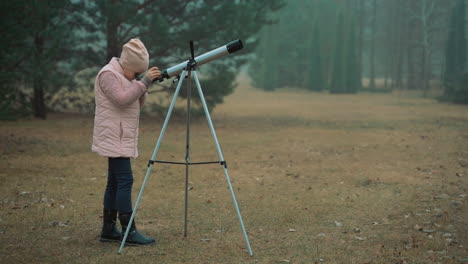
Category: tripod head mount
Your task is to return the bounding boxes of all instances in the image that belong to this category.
[184,40,197,71]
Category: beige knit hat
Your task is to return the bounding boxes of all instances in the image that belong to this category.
[120,39,149,73]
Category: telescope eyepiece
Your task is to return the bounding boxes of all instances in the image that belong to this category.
[226,39,243,53]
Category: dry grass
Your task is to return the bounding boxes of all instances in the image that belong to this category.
[1,74,467,263]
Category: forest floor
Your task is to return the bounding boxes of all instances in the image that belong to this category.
[1,75,467,263]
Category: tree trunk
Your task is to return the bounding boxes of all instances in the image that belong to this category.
[421,47,428,96]
[358,0,364,88]
[395,36,404,89]
[33,35,46,119]
[33,78,46,119]
[389,0,400,90]
[406,1,417,91]
[369,0,377,90]
[106,1,120,62]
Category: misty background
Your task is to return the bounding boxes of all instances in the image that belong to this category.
[0,0,467,120]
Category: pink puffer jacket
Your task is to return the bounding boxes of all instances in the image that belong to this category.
[92,57,148,158]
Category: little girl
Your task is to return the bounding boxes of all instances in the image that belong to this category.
[92,39,161,245]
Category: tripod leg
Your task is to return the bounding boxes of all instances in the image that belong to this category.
[192,71,254,256]
[184,71,192,237]
[118,70,188,254]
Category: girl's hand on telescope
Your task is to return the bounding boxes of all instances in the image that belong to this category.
[144,67,161,81]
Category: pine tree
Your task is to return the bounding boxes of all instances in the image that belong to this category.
[0,0,80,119]
[84,0,284,111]
[330,13,345,93]
[308,22,324,91]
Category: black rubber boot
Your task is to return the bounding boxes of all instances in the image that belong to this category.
[119,212,155,246]
[100,209,122,242]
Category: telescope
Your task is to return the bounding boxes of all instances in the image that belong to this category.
[153,39,243,82]
[119,39,254,256]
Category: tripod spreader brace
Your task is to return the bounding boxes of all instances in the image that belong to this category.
[148,159,227,168]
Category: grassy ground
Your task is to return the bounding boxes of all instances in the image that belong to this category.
[1,76,467,263]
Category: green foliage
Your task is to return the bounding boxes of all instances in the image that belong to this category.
[46,68,98,114]
[0,0,82,119]
[80,0,284,113]
[1,0,284,119]
[0,83,30,121]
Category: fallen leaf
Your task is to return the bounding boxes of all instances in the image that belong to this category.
[288,229,297,232]
[413,224,422,231]
[48,220,69,227]
[353,227,361,233]
[19,191,30,196]
[317,233,326,237]
[61,236,71,240]
[354,236,367,241]
[433,193,449,200]
[200,238,210,242]
[59,221,69,227]
[279,260,290,263]
[334,221,343,227]
[445,238,457,245]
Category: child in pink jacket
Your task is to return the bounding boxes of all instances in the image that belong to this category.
[92,39,161,245]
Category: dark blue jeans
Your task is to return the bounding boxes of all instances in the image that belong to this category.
[103,157,133,213]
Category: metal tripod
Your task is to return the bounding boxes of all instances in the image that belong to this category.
[118,56,253,256]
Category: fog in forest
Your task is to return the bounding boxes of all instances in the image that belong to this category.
[1,0,467,118]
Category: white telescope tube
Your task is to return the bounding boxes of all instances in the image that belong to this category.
[154,39,243,82]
